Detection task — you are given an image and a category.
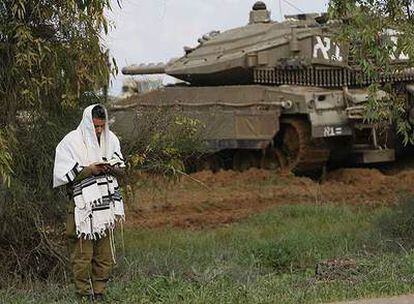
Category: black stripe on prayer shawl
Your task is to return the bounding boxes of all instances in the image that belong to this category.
[92,206,110,211]
[113,191,122,201]
[100,195,112,203]
[91,198,104,207]
[72,162,80,175]
[72,176,98,198]
[114,152,125,162]
[66,171,75,183]
[101,197,112,205]
[66,163,81,184]
[82,176,96,183]
[66,173,71,183]
[73,191,82,198]
[74,177,97,189]
[97,180,113,186]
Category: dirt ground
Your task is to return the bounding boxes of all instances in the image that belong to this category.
[125,161,414,229]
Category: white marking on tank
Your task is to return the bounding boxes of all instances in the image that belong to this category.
[323,126,335,137]
[323,126,343,137]
[313,36,343,62]
[386,29,409,60]
[313,36,330,60]
[333,44,343,61]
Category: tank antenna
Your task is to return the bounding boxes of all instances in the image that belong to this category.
[279,0,283,21]
[281,0,305,14]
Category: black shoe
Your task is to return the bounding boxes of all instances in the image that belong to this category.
[94,293,105,302]
[76,293,94,303]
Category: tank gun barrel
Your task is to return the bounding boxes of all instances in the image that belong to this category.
[122,63,166,75]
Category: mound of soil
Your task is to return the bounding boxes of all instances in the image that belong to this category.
[125,167,414,229]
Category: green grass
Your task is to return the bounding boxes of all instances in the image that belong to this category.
[3,203,414,303]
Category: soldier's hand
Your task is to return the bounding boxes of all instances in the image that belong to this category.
[89,163,108,175]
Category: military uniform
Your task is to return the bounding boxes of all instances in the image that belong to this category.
[66,207,113,296]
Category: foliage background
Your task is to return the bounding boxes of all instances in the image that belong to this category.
[0,0,115,282]
[328,0,414,144]
[119,109,206,177]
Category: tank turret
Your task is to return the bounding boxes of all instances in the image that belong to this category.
[122,1,329,85]
[123,1,413,87]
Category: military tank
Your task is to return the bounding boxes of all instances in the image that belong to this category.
[114,1,414,174]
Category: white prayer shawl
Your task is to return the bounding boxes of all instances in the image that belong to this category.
[53,104,126,240]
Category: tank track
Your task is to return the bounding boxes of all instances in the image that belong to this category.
[189,118,330,175]
[275,117,330,175]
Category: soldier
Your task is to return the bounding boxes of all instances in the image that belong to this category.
[53,104,125,302]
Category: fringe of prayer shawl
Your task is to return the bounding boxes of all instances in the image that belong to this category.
[73,175,125,240]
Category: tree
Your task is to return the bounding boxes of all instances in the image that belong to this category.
[0,0,117,281]
[328,0,414,145]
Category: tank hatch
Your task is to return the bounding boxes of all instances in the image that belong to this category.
[284,13,320,21]
[249,1,271,24]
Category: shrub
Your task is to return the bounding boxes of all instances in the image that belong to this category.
[254,239,300,272]
[114,108,207,178]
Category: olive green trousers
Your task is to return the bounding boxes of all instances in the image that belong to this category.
[66,211,113,296]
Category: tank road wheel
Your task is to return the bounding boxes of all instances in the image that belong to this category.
[232,150,260,172]
[282,122,301,166]
[261,147,288,170]
[274,118,330,175]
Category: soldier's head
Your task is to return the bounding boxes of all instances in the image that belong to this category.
[92,105,106,138]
